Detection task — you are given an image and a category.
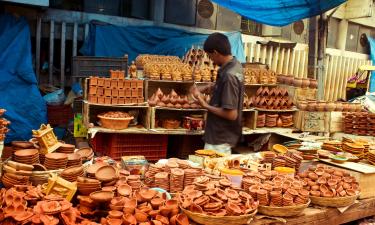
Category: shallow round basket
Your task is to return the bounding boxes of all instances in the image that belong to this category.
[98,116,134,130]
[310,194,358,207]
[258,200,310,217]
[30,169,63,186]
[181,208,257,225]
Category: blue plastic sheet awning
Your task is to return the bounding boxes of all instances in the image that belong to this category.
[81,24,245,63]
[212,0,347,26]
[0,14,47,143]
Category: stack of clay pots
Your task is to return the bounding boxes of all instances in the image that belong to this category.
[148,88,209,109]
[277,75,318,89]
[253,87,294,110]
[257,113,294,128]
[243,65,277,85]
[0,109,9,143]
[297,100,362,112]
[344,112,375,136]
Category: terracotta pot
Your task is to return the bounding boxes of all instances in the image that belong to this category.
[298,101,307,110]
[316,101,326,112]
[309,79,318,88]
[284,76,294,85]
[261,87,270,96]
[342,102,350,112]
[280,88,288,97]
[256,87,263,96]
[277,74,286,83]
[325,102,336,111]
[277,117,283,127]
[335,102,343,111]
[307,101,317,111]
[354,103,362,112]
[301,78,310,88]
[293,78,303,87]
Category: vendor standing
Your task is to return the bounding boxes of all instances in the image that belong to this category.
[191,33,244,155]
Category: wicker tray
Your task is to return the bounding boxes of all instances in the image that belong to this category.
[181,207,257,225]
[30,169,63,186]
[98,115,134,130]
[258,200,310,217]
[310,194,358,207]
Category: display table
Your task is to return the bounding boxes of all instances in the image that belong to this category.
[252,197,375,225]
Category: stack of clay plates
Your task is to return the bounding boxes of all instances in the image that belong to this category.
[127,175,142,191]
[169,168,184,193]
[154,172,169,191]
[76,147,94,161]
[67,153,82,167]
[144,164,164,186]
[44,153,68,170]
[56,144,76,154]
[86,162,107,178]
[14,149,39,164]
[1,172,30,188]
[342,142,364,157]
[77,177,101,195]
[368,150,375,165]
[60,166,84,182]
[184,168,202,187]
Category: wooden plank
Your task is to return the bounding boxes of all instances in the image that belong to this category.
[35,16,41,81]
[335,56,345,100]
[60,22,66,88]
[261,45,267,64]
[277,48,285,74]
[254,44,261,63]
[72,22,78,56]
[323,55,330,101]
[336,57,347,100]
[328,56,339,101]
[271,47,279,72]
[301,50,307,78]
[325,55,335,101]
[341,57,351,100]
[48,20,54,85]
[283,49,291,75]
[249,43,254,63]
[84,23,89,40]
[290,50,296,76]
[294,50,301,78]
[267,46,273,67]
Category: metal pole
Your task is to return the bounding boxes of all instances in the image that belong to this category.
[317,14,327,100]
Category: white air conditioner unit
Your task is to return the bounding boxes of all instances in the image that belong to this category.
[196,0,217,30]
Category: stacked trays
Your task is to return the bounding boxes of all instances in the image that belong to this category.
[60,166,84,182]
[170,168,184,193]
[184,168,202,187]
[127,175,142,191]
[257,114,266,128]
[154,172,169,191]
[280,114,293,127]
[67,153,82,167]
[44,153,68,170]
[57,144,76,154]
[368,150,375,165]
[265,114,278,127]
[1,173,29,188]
[342,142,365,158]
[77,177,101,195]
[14,149,39,164]
[145,164,164,187]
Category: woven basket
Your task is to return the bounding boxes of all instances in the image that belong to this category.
[258,200,310,217]
[181,207,257,225]
[30,169,63,186]
[310,194,358,207]
[98,116,134,130]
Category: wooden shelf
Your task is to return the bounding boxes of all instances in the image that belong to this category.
[255,108,298,112]
[149,128,204,135]
[144,79,194,84]
[245,83,277,87]
[154,106,207,112]
[83,100,148,108]
[87,126,150,137]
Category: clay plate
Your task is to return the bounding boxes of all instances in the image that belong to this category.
[95,165,117,182]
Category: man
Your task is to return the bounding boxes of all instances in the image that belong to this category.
[191,33,244,155]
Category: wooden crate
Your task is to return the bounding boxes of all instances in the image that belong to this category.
[329,111,344,133]
[279,84,317,103]
[294,111,329,132]
[83,101,151,129]
[242,110,257,130]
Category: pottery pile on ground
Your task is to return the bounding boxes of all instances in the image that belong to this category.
[344,112,375,136]
[179,176,259,216]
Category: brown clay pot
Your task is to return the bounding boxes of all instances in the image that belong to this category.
[316,101,326,112]
[335,102,343,111]
[342,102,350,112]
[293,78,303,87]
[284,76,294,85]
[325,102,336,111]
[277,74,286,83]
[307,101,317,111]
[309,79,318,88]
[301,78,310,88]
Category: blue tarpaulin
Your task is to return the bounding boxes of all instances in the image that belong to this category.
[213,0,346,26]
[80,23,245,63]
[0,14,47,143]
[368,37,375,92]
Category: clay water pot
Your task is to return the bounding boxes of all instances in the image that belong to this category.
[310,79,318,88]
[301,78,310,88]
[325,102,336,111]
[293,78,303,87]
[284,76,294,85]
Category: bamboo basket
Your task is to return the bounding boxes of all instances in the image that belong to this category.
[181,207,257,225]
[30,169,63,186]
[310,194,358,207]
[258,200,310,217]
[98,115,134,130]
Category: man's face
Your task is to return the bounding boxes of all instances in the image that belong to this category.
[207,51,221,66]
